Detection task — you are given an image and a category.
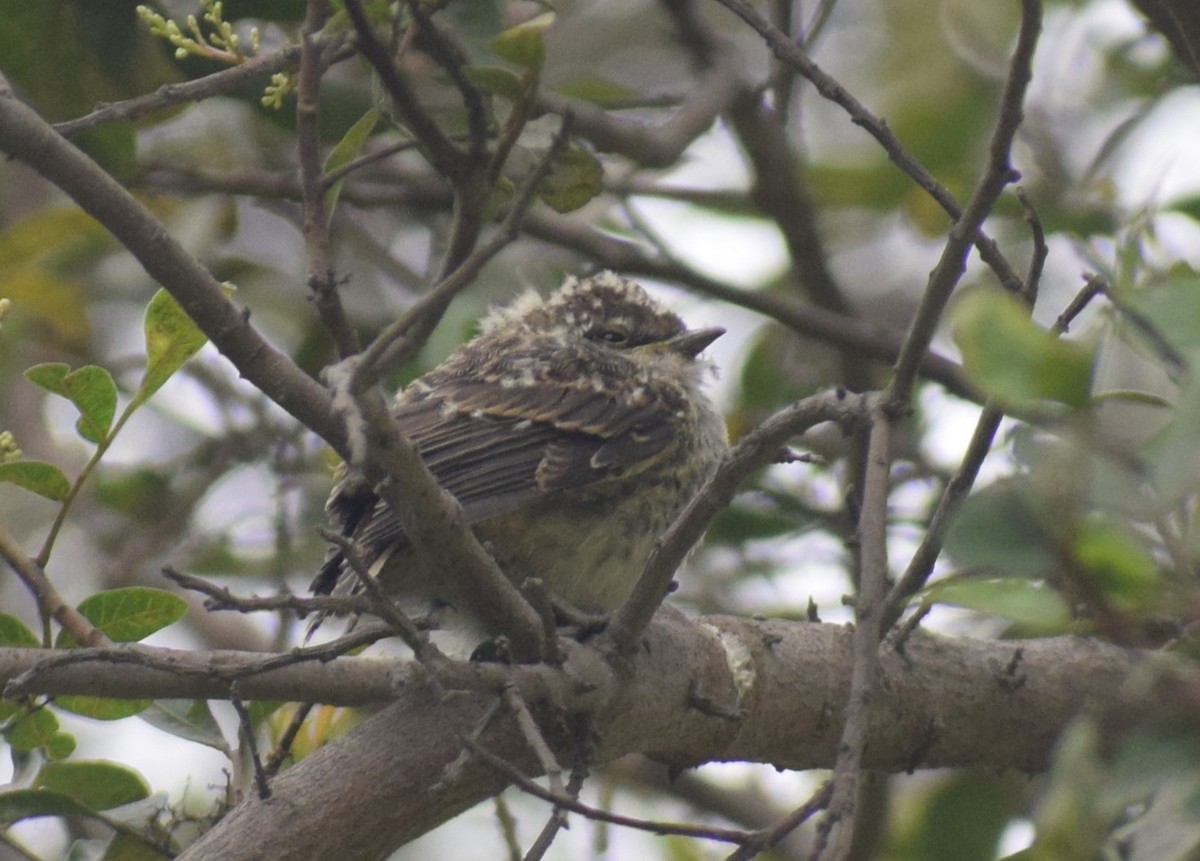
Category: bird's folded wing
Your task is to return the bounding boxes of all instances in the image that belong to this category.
[336,378,678,559]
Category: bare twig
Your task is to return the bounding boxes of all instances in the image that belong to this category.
[52,35,355,137]
[349,114,574,391]
[503,685,564,797]
[0,72,349,455]
[463,737,755,846]
[2,627,398,702]
[533,51,744,169]
[710,0,1028,296]
[162,566,372,617]
[342,0,468,182]
[404,0,488,162]
[524,767,587,861]
[337,382,546,660]
[0,525,106,648]
[882,188,1070,628]
[888,0,1042,398]
[724,781,833,861]
[1053,275,1106,334]
[264,702,316,778]
[298,0,360,359]
[231,684,272,800]
[605,389,870,654]
[815,400,892,860]
[1018,188,1048,305]
[318,528,435,658]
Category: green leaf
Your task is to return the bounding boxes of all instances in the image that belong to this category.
[95,469,172,521]
[1075,517,1161,610]
[925,577,1072,632]
[323,106,381,221]
[892,771,1026,861]
[944,480,1057,576]
[1125,274,1200,351]
[0,788,99,825]
[4,707,75,757]
[102,831,174,861]
[951,287,1094,408]
[490,12,554,72]
[463,65,526,100]
[0,460,71,500]
[709,504,803,544]
[248,699,285,727]
[0,613,41,646]
[139,700,228,751]
[538,145,603,213]
[55,696,151,721]
[62,365,118,443]
[45,730,77,759]
[56,587,187,647]
[554,73,638,105]
[24,361,118,443]
[35,760,149,810]
[24,361,70,392]
[136,288,210,405]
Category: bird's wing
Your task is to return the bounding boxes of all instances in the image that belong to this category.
[312,364,682,593]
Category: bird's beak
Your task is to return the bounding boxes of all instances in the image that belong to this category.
[667,326,725,358]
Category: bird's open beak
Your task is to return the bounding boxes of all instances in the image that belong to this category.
[667,326,725,358]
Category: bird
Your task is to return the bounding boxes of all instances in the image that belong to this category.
[311,270,728,627]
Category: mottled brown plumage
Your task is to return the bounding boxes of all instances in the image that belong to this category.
[313,271,728,616]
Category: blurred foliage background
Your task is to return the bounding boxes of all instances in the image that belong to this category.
[2,0,1200,859]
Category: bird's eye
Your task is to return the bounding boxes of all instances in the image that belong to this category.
[588,326,629,345]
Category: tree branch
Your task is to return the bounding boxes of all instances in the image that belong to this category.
[0,72,348,456]
[157,613,1185,861]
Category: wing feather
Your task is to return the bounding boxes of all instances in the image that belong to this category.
[314,342,684,593]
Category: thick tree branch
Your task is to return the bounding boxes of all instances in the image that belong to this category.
[152,613,1184,861]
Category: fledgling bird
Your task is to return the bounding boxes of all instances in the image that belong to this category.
[312,271,728,622]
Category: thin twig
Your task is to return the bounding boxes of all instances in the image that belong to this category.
[503,685,564,797]
[0,525,105,648]
[524,768,587,861]
[231,683,272,799]
[888,0,1042,399]
[4,625,397,700]
[349,114,575,392]
[724,781,833,861]
[338,382,546,660]
[605,389,870,655]
[463,737,755,845]
[404,0,488,162]
[320,139,420,188]
[815,400,892,860]
[263,702,316,778]
[318,528,435,658]
[710,0,1028,296]
[1053,275,1106,334]
[882,406,1005,628]
[298,0,359,359]
[52,35,355,137]
[162,566,372,617]
[342,0,467,182]
[884,185,1053,626]
[1017,188,1048,305]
